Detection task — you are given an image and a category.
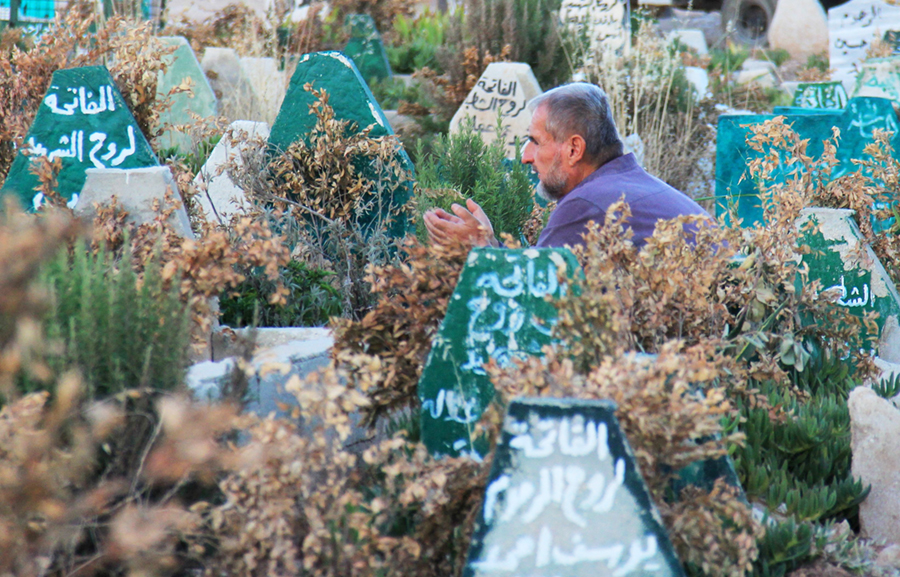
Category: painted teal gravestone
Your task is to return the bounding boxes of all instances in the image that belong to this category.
[419,247,582,460]
[268,51,413,238]
[1,66,158,210]
[157,37,218,152]
[464,397,685,577]
[715,97,900,227]
[799,208,900,360]
[792,82,848,109]
[343,14,392,85]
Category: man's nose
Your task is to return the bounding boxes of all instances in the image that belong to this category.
[521,141,534,164]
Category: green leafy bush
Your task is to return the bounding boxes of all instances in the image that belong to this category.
[414,117,534,242]
[386,12,447,74]
[219,260,342,328]
[34,238,191,399]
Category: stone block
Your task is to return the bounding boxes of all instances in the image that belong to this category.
[666,28,708,54]
[201,47,261,121]
[194,120,269,224]
[853,57,900,102]
[449,62,542,159]
[684,66,710,100]
[768,0,828,62]
[74,166,194,239]
[850,386,900,543]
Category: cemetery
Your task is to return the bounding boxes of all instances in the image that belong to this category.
[6,0,900,575]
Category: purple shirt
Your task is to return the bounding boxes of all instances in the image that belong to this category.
[535,153,711,249]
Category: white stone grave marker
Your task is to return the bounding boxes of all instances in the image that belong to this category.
[449,62,542,159]
[194,121,270,224]
[559,0,630,58]
[829,0,900,91]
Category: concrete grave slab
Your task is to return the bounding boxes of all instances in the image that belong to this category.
[829,0,900,91]
[74,166,194,239]
[464,397,686,577]
[1,65,158,210]
[157,37,218,152]
[449,62,543,159]
[269,51,414,238]
[201,47,261,121]
[418,247,582,459]
[194,120,269,224]
[666,28,708,55]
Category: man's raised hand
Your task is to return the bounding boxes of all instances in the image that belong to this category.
[423,199,499,248]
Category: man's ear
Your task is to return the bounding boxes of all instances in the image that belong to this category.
[565,134,587,166]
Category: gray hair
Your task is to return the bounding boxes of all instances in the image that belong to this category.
[527,83,623,165]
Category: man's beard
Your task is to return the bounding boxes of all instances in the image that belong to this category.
[535,152,567,202]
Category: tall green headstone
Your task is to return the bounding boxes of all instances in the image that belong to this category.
[157,37,218,152]
[799,207,900,361]
[343,14,393,85]
[268,51,413,237]
[1,65,158,209]
[715,97,900,227]
[419,247,582,459]
[464,397,685,577]
[791,82,848,109]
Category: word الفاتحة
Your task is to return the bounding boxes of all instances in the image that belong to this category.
[464,397,685,577]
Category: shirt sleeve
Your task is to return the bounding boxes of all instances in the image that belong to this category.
[535,197,607,248]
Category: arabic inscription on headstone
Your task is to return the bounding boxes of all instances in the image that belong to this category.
[418,248,581,460]
[0,65,158,210]
[463,397,685,577]
[449,63,542,159]
[559,0,630,58]
[828,0,900,91]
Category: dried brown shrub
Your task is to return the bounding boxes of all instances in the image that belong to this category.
[164,3,276,57]
[266,84,412,222]
[417,44,511,120]
[199,362,487,577]
[86,193,290,349]
[332,238,470,425]
[0,9,180,180]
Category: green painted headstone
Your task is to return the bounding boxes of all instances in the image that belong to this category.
[792,82,849,109]
[343,14,392,84]
[464,397,685,577]
[1,65,158,210]
[157,37,218,152]
[419,247,582,459]
[268,51,412,237]
[715,97,900,227]
[799,207,900,360]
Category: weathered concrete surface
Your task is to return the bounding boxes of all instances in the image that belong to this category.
[850,386,900,543]
[75,166,194,239]
[193,121,269,224]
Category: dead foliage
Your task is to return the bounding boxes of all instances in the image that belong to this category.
[332,238,470,426]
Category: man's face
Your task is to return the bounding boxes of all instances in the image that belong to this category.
[522,105,568,201]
